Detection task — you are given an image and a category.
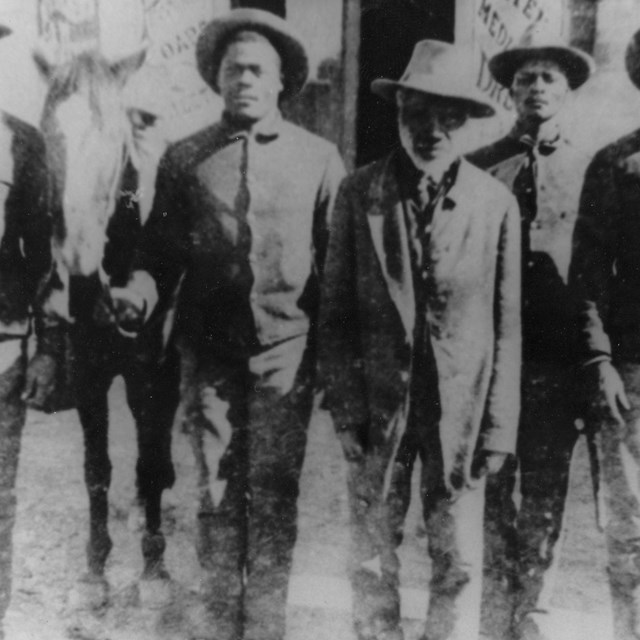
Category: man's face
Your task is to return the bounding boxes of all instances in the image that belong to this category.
[510,59,570,123]
[218,36,284,122]
[396,89,469,167]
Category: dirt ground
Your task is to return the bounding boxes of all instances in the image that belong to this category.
[4,377,615,640]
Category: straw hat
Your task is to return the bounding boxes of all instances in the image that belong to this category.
[196,8,308,99]
[489,25,594,90]
[371,40,495,118]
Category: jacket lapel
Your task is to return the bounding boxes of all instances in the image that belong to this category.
[366,154,415,343]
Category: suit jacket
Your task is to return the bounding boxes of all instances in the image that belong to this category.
[0,111,50,333]
[319,151,521,491]
[569,129,640,362]
[468,130,591,363]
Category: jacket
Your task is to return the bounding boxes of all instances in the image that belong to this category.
[569,129,640,362]
[318,151,521,492]
[0,111,50,334]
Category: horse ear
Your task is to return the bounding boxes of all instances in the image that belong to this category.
[110,49,147,86]
[33,48,55,81]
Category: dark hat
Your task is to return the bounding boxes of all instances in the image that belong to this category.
[626,28,640,90]
[0,25,11,39]
[196,8,308,98]
[489,26,594,90]
[371,40,495,118]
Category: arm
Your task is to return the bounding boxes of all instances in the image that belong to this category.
[317,178,370,457]
[569,151,628,423]
[312,146,347,279]
[480,195,522,459]
[112,151,189,332]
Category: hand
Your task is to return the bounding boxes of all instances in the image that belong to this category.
[337,424,365,462]
[22,353,58,411]
[594,360,630,425]
[110,287,147,336]
[471,450,509,479]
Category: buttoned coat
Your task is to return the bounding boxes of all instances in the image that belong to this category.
[319,152,521,492]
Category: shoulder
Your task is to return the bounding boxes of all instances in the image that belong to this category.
[279,120,341,159]
[466,136,522,171]
[588,129,640,174]
[338,155,390,200]
[162,122,227,175]
[459,159,515,206]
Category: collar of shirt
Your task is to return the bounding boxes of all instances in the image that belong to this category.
[509,119,564,156]
[396,147,460,208]
[220,109,283,143]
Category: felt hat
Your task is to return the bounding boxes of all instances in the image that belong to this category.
[196,8,308,98]
[489,25,594,90]
[371,39,495,118]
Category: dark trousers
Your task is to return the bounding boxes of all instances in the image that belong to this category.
[347,353,486,640]
[481,361,579,639]
[0,342,27,640]
[184,335,314,640]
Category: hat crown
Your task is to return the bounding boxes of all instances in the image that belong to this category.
[515,23,567,52]
[400,40,475,87]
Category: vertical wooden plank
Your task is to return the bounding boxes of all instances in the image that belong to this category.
[339,0,360,171]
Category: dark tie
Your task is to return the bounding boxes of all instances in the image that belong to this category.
[513,146,537,230]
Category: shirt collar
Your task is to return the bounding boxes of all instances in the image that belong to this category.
[396,147,460,206]
[221,109,283,142]
[509,118,564,155]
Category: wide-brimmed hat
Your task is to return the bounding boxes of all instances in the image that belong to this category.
[371,40,495,118]
[489,25,594,90]
[625,28,640,90]
[196,8,308,99]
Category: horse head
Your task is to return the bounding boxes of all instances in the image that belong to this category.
[36,48,145,279]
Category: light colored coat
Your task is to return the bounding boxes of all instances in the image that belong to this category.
[319,152,522,492]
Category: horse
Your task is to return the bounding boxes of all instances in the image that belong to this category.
[31,48,181,608]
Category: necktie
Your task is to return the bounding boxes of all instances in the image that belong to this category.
[513,146,537,230]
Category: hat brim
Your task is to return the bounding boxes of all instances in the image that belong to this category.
[371,78,496,119]
[196,9,308,99]
[626,29,640,90]
[489,46,594,90]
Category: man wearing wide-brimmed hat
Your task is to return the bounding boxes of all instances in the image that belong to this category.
[468,28,595,640]
[0,24,50,640]
[569,27,640,640]
[124,7,345,640]
[319,39,521,640]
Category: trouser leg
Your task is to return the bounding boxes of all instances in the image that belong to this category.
[599,363,640,640]
[0,347,26,638]
[421,461,486,640]
[347,429,415,640]
[243,349,314,640]
[480,453,518,639]
[512,365,578,637]
[190,358,248,640]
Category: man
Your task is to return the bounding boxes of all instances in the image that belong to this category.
[467,34,595,640]
[0,26,50,639]
[121,8,345,640]
[319,40,521,640]
[569,27,640,640]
